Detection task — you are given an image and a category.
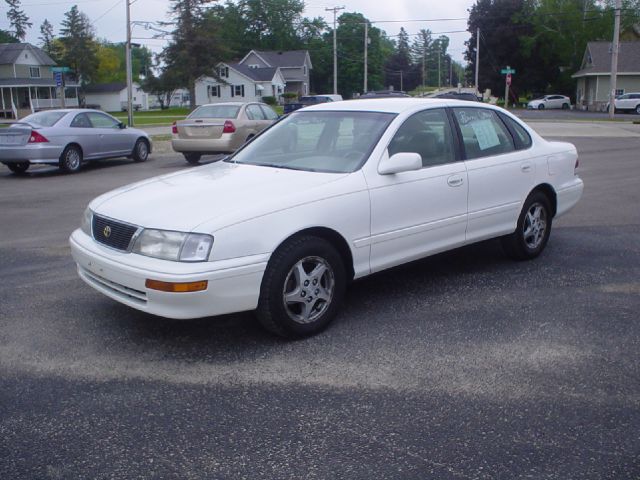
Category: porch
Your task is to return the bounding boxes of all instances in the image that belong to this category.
[0,85,80,119]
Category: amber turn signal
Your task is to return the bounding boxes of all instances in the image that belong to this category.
[145,279,208,293]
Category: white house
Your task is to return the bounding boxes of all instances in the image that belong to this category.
[239,50,313,96]
[194,62,286,106]
[82,82,149,112]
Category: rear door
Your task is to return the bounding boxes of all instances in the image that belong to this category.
[245,104,267,136]
[452,107,536,243]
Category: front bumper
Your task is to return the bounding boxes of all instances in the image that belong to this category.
[0,144,64,164]
[69,229,268,319]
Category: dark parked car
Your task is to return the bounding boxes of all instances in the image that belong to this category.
[431,92,481,102]
[283,95,343,114]
[359,90,410,99]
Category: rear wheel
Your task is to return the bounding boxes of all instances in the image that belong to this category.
[636,104,640,115]
[184,153,201,164]
[132,138,149,162]
[538,104,545,110]
[562,103,570,110]
[59,145,82,173]
[6,162,29,174]
[256,236,346,338]
[502,191,553,261]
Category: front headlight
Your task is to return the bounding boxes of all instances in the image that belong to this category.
[132,229,213,262]
[81,208,92,236]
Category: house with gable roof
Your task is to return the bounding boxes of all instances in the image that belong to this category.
[0,42,80,119]
[193,49,311,106]
[572,41,640,111]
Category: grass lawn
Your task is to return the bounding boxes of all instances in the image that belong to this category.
[110,107,189,126]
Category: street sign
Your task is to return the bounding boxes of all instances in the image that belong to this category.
[51,67,71,73]
[54,72,63,87]
[501,67,516,75]
[506,73,512,86]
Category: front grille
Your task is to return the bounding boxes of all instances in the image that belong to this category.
[92,214,139,251]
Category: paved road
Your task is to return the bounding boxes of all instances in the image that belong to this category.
[1,132,639,479]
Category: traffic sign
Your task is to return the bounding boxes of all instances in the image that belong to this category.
[54,72,63,87]
[51,67,71,73]
[501,67,516,75]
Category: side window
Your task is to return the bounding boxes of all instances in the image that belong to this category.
[70,113,92,128]
[387,108,456,168]
[246,104,265,120]
[260,105,279,120]
[498,113,532,150]
[87,112,119,128]
[453,108,515,160]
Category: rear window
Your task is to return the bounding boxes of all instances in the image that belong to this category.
[189,105,240,119]
[21,111,66,127]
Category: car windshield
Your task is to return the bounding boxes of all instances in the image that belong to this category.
[20,111,67,127]
[227,111,396,173]
[189,105,240,119]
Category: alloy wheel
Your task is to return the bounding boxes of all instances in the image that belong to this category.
[282,256,335,324]
[523,202,547,250]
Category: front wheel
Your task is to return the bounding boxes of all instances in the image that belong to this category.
[59,145,82,173]
[538,104,545,110]
[6,162,30,174]
[501,191,553,261]
[183,153,201,164]
[132,138,149,162]
[256,236,346,338]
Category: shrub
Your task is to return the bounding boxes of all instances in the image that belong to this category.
[262,96,277,105]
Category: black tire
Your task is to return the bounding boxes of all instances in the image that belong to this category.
[635,104,640,115]
[184,153,201,164]
[256,235,346,338]
[132,138,149,162]
[59,144,82,173]
[538,104,545,110]
[7,162,29,174]
[562,103,569,110]
[501,191,553,261]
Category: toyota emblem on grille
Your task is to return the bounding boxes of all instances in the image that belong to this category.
[103,225,111,238]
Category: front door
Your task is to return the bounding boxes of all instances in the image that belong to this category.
[365,108,468,273]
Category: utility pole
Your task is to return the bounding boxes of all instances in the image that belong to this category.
[608,0,621,120]
[475,27,480,97]
[437,46,441,88]
[326,6,344,95]
[363,21,368,93]
[125,0,134,126]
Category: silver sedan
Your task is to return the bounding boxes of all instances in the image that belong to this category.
[0,109,151,174]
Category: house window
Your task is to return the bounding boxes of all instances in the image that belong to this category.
[303,65,307,76]
[29,67,40,78]
[207,85,220,97]
[219,66,229,78]
[248,64,259,69]
[233,85,244,97]
[615,89,625,96]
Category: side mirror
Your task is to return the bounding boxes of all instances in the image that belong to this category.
[118,122,126,129]
[378,152,422,175]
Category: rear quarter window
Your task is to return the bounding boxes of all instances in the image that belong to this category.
[498,113,533,150]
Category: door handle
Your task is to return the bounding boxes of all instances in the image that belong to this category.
[447,175,464,187]
[521,163,533,173]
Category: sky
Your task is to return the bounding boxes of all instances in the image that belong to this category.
[2,0,476,63]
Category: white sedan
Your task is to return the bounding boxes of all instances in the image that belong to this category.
[527,95,571,110]
[70,99,584,337]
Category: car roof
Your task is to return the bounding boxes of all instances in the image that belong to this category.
[200,102,249,107]
[301,98,488,114]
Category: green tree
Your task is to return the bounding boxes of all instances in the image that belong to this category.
[0,29,18,43]
[142,70,181,109]
[385,27,416,91]
[160,0,228,110]
[39,19,56,59]
[59,6,98,85]
[5,0,32,41]
[410,29,432,88]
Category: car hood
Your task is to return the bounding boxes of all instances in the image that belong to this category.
[90,161,350,232]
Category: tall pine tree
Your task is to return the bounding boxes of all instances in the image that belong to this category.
[59,5,98,85]
[5,0,32,41]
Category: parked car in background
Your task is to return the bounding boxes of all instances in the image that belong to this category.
[0,109,150,174]
[607,92,640,114]
[283,94,343,114]
[527,95,571,110]
[359,90,410,98]
[71,99,583,338]
[171,102,279,164]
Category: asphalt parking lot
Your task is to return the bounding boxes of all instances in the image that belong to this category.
[1,128,639,479]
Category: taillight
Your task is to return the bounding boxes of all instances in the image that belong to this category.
[171,121,178,134]
[28,131,48,143]
[223,120,236,134]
